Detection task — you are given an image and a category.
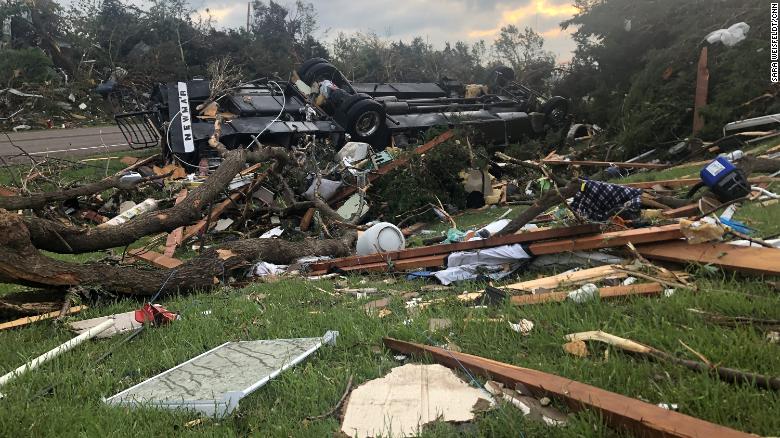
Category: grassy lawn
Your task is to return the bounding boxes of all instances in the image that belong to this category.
[0,149,778,437]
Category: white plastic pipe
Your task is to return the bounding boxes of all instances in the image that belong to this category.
[0,318,115,388]
[751,186,779,199]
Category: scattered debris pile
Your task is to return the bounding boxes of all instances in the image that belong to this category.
[0,55,779,437]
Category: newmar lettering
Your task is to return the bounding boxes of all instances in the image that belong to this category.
[177,82,195,152]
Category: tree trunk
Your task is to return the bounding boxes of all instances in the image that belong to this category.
[0,173,167,211]
[22,148,248,253]
[0,210,354,296]
[496,180,580,236]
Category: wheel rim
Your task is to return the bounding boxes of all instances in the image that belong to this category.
[549,108,566,125]
[355,111,381,137]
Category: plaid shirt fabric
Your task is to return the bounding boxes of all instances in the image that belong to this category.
[570,179,643,221]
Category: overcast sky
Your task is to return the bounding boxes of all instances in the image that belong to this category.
[188,0,579,62]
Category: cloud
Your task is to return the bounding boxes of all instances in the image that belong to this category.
[191,0,578,61]
[468,0,578,39]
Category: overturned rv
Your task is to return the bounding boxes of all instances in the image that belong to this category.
[115,58,570,164]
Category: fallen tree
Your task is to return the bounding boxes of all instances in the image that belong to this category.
[0,208,354,296]
[0,132,357,306]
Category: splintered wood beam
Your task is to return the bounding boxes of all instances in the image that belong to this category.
[661,203,701,218]
[504,265,622,292]
[181,192,243,242]
[164,188,188,257]
[622,176,780,189]
[0,306,87,331]
[636,241,780,276]
[309,226,683,276]
[510,282,663,306]
[540,159,669,169]
[692,46,709,135]
[567,330,780,391]
[527,224,682,255]
[383,338,754,438]
[308,223,600,272]
[127,249,183,269]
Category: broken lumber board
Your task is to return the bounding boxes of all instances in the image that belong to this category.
[164,188,188,257]
[0,306,87,331]
[400,222,427,237]
[528,224,682,255]
[308,223,600,273]
[329,130,454,204]
[128,249,183,269]
[540,159,669,169]
[692,46,709,135]
[315,254,448,275]
[505,265,623,292]
[181,192,243,241]
[383,338,753,438]
[623,176,779,190]
[662,203,701,218]
[181,169,267,241]
[510,283,663,306]
[637,241,780,276]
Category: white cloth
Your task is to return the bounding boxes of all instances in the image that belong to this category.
[248,262,287,277]
[705,22,749,47]
[447,244,531,267]
[433,264,513,285]
[433,244,532,285]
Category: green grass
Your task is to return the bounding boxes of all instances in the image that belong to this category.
[0,273,778,437]
[1,147,779,437]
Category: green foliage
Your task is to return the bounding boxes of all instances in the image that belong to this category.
[557,0,771,157]
[0,48,55,86]
[373,133,485,220]
[332,33,487,83]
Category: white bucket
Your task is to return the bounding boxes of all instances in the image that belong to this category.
[356,222,405,256]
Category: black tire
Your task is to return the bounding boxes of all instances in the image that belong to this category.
[296,58,329,80]
[342,99,390,147]
[338,93,372,114]
[303,62,340,85]
[542,96,569,128]
[487,65,515,88]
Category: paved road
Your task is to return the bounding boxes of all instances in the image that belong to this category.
[0,126,135,162]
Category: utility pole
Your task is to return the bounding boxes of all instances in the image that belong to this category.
[246,2,251,32]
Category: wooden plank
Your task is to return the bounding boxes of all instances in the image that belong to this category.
[164,188,188,257]
[0,186,18,197]
[329,130,454,204]
[181,192,243,241]
[510,283,663,306]
[314,254,447,275]
[505,265,622,292]
[637,241,780,276]
[623,176,779,190]
[311,225,682,275]
[662,203,700,218]
[0,306,87,331]
[540,159,669,169]
[181,169,266,241]
[692,46,709,135]
[300,207,316,232]
[309,223,601,272]
[128,249,183,269]
[400,222,427,237]
[383,338,753,438]
[528,224,682,255]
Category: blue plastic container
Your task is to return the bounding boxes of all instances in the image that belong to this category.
[700,156,737,188]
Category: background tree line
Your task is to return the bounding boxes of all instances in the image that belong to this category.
[0,0,775,157]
